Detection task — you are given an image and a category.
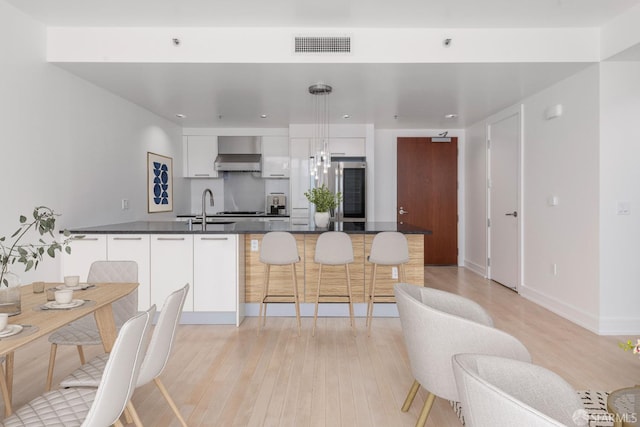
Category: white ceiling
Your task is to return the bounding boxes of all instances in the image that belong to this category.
[7,0,640,129]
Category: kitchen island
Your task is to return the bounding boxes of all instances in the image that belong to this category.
[64,221,430,325]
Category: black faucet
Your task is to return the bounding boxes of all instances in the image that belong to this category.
[201,189,214,229]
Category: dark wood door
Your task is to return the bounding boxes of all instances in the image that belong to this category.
[397,137,458,265]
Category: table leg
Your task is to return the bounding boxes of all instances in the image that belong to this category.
[93,304,117,353]
[0,353,14,417]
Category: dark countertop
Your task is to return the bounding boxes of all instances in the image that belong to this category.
[67,221,432,235]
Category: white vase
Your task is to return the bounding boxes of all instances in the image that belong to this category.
[0,271,21,316]
[314,211,330,228]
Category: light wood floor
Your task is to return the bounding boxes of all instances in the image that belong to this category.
[4,266,638,426]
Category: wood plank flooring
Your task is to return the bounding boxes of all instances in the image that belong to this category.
[3,267,638,426]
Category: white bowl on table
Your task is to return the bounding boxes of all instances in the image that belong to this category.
[54,289,74,304]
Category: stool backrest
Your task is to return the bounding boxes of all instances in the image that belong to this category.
[369,232,409,265]
[315,232,354,265]
[260,232,299,265]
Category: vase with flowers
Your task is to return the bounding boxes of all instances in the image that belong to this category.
[0,206,75,315]
[619,339,640,357]
[304,184,342,228]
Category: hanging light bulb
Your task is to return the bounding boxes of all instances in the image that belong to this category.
[309,83,332,185]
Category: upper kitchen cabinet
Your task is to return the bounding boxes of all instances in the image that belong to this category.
[261,136,290,178]
[184,135,218,178]
[329,138,365,157]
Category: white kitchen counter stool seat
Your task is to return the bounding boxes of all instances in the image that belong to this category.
[312,231,355,336]
[59,284,190,427]
[258,232,301,336]
[1,306,154,427]
[366,232,409,335]
[46,260,139,391]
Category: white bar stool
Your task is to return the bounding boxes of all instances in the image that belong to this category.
[366,231,409,335]
[258,232,302,336]
[312,231,355,336]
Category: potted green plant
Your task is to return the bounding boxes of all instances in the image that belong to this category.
[0,206,75,315]
[304,184,342,228]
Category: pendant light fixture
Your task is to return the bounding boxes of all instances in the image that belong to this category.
[308,83,332,185]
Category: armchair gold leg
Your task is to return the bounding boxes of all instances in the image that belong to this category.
[46,344,57,391]
[416,392,436,427]
[402,379,421,412]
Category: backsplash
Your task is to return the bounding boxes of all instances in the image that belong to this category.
[186,176,289,214]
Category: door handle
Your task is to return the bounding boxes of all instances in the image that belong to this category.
[399,207,409,215]
[505,211,518,217]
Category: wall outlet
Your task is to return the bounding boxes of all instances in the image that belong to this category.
[121,199,129,210]
[251,239,259,252]
[391,267,399,279]
[552,263,558,276]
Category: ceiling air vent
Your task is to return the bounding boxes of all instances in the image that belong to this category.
[294,36,351,53]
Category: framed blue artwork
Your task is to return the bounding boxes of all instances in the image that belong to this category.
[147,152,173,213]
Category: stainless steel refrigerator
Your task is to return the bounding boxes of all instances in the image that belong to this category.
[323,157,367,222]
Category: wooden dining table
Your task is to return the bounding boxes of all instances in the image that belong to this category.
[0,282,138,416]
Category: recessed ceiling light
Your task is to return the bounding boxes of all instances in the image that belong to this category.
[260,114,267,119]
[343,114,350,119]
[445,114,458,119]
[175,114,186,119]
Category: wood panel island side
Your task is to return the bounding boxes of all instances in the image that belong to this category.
[63,221,430,325]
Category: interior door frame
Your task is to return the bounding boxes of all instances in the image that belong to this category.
[487,105,524,291]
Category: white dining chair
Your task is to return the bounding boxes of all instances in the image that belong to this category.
[60,283,190,427]
[0,306,154,427]
[46,260,139,391]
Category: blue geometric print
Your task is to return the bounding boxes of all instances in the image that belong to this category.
[153,161,170,205]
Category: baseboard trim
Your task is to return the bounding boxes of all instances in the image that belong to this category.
[519,284,600,333]
[464,260,486,277]
[244,302,398,318]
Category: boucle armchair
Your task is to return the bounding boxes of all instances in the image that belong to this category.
[393,283,531,427]
[452,353,585,427]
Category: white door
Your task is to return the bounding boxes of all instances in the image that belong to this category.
[488,111,521,290]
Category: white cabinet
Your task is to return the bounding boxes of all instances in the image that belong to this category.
[184,135,218,178]
[61,235,107,281]
[107,235,150,311]
[329,137,365,157]
[290,138,311,225]
[193,235,237,312]
[261,136,290,178]
[150,235,193,311]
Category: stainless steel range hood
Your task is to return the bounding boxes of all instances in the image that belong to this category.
[215,136,262,172]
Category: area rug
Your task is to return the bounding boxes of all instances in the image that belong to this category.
[450,391,613,427]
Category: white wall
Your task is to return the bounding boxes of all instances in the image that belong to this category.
[519,65,600,331]
[373,129,466,265]
[463,121,488,276]
[465,65,602,332]
[0,1,184,283]
[599,61,640,334]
